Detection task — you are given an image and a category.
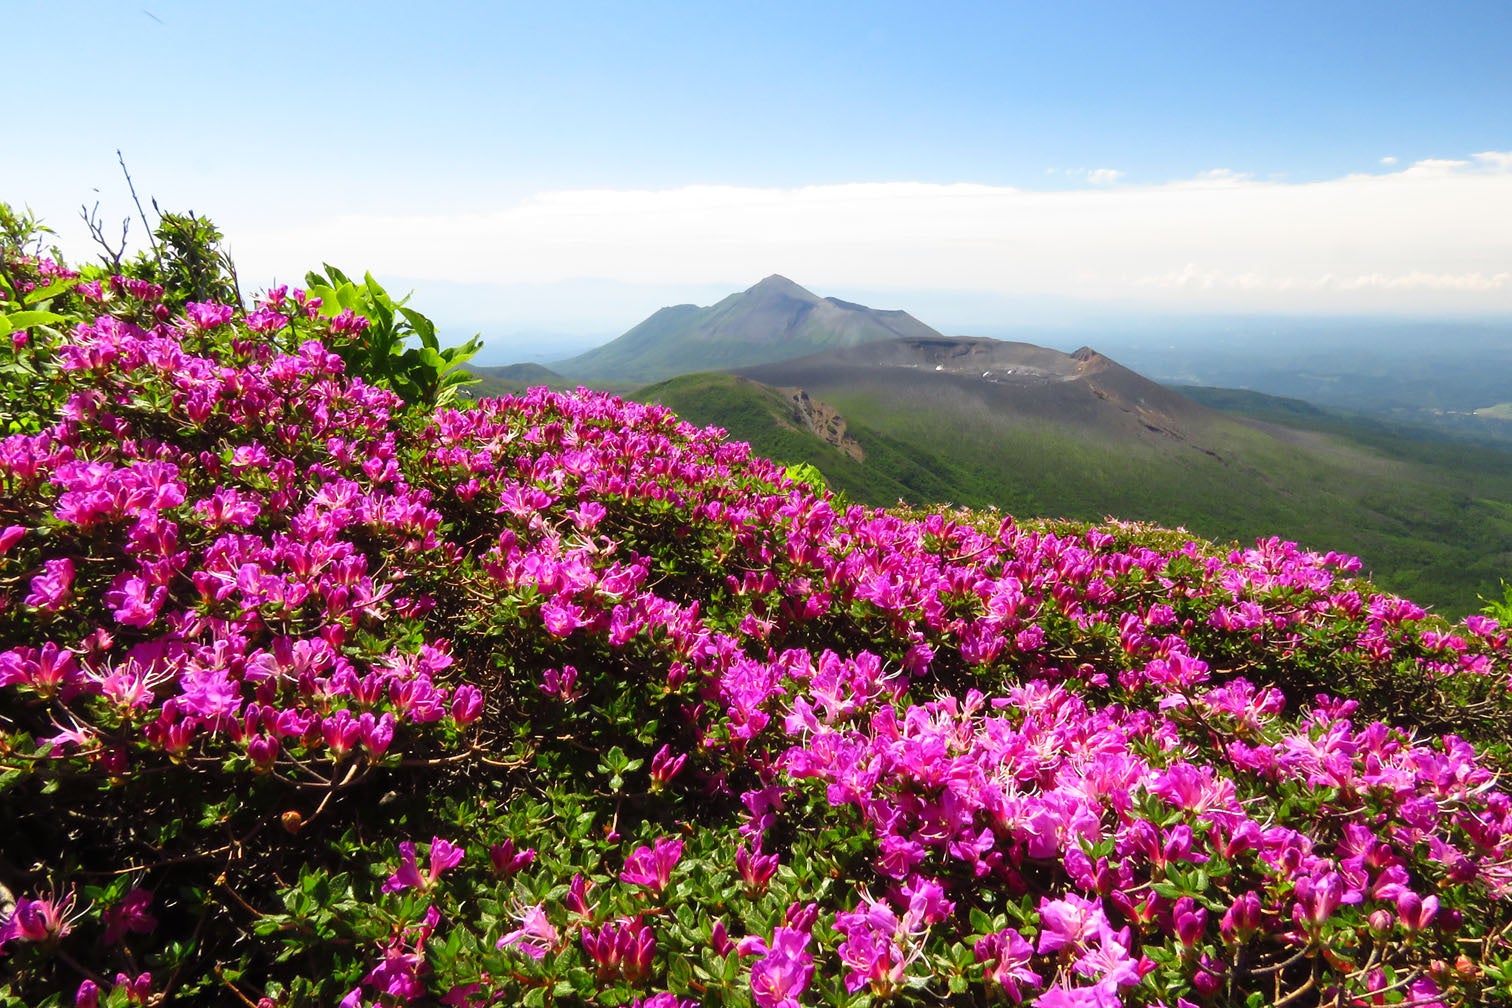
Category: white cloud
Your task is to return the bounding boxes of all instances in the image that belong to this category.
[1473,150,1512,170]
[1134,267,1512,293]
[1086,168,1124,186]
[1380,156,1398,166]
[231,153,1512,318]
[1179,168,1252,187]
[1399,157,1470,177]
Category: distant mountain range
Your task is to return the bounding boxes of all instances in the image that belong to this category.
[552,275,943,382]
[464,278,1512,615]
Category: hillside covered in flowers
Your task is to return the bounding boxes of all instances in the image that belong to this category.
[2,208,1512,1006]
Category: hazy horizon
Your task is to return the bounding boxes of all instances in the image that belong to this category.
[441,277,1512,367]
[9,1,1512,349]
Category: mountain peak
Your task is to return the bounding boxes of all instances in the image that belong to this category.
[554,277,944,382]
[746,275,819,301]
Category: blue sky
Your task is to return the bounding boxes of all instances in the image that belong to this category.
[8,1,1512,355]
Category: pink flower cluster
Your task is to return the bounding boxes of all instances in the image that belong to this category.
[3,281,1511,1005]
[0,288,478,785]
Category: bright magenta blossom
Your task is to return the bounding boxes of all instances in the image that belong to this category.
[749,925,814,1008]
[102,888,157,944]
[0,891,80,945]
[25,557,74,611]
[581,915,656,983]
[975,928,1041,1003]
[496,903,558,960]
[382,837,464,894]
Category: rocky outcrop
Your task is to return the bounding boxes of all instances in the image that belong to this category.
[782,387,864,462]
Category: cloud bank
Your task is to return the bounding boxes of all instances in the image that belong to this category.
[237,154,1512,316]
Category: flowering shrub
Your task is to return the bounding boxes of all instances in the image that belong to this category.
[3,230,1512,1006]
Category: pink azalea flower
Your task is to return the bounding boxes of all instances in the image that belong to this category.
[25,557,74,611]
[750,925,814,1008]
[648,743,687,789]
[103,888,158,944]
[975,928,1041,1004]
[496,903,558,959]
[736,841,780,893]
[346,906,438,1005]
[448,684,484,725]
[183,301,235,330]
[104,572,167,627]
[383,837,465,893]
[1037,893,1111,954]
[1035,982,1123,1008]
[488,839,536,878]
[581,915,656,983]
[1,891,80,945]
[632,995,698,1008]
[620,836,683,895]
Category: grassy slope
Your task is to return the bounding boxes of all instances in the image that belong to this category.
[639,374,1512,617]
[458,362,574,401]
[634,374,964,504]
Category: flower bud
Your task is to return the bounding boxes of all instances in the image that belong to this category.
[1219,890,1261,944]
[1396,891,1439,932]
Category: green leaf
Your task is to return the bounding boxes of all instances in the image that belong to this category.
[252,914,290,936]
[668,951,693,991]
[21,278,76,305]
[0,310,64,336]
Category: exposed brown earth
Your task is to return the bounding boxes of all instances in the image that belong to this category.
[780,387,865,461]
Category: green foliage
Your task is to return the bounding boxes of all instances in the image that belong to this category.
[1482,581,1512,625]
[0,198,482,415]
[133,209,240,307]
[783,461,829,495]
[304,264,482,407]
[0,206,84,435]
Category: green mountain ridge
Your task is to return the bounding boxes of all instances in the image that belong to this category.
[464,361,567,399]
[641,351,1512,616]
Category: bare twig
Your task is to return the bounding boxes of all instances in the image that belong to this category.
[214,964,264,1008]
[79,201,128,273]
[117,150,158,258]
[1271,971,1317,1008]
